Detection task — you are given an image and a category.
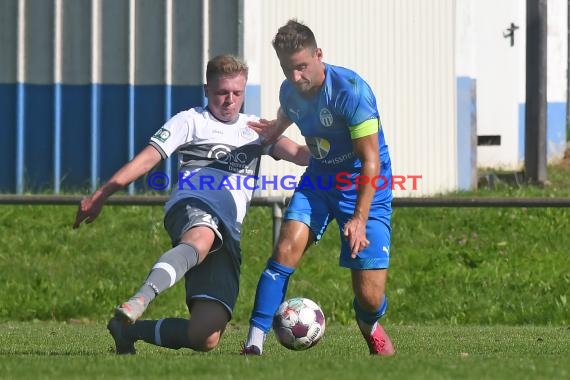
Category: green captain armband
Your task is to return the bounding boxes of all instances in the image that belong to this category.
[349,118,379,139]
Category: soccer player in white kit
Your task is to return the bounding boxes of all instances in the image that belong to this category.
[74,54,309,354]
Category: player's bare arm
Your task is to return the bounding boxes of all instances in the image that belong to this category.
[73,145,162,229]
[271,136,311,166]
[343,132,380,257]
[247,107,293,144]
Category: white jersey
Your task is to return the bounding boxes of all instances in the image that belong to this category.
[149,107,265,240]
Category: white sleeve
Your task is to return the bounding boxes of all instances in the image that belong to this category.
[149,112,193,159]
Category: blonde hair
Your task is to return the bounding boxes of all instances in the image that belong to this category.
[206,54,249,82]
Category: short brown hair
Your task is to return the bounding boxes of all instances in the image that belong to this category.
[272,19,318,55]
[206,54,249,82]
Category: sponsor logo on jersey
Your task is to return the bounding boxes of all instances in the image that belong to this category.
[206,144,255,174]
[319,108,334,127]
[305,137,330,159]
[152,128,171,143]
[321,152,355,165]
[207,145,247,164]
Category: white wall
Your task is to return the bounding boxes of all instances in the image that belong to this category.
[255,0,457,197]
[470,0,524,169]
[457,0,568,170]
[548,0,568,103]
[546,0,568,160]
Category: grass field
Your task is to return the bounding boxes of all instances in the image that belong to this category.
[1,160,569,378]
[0,322,568,380]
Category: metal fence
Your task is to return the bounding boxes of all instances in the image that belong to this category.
[2,194,569,247]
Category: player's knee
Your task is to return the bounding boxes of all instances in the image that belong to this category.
[274,238,293,256]
[359,300,374,311]
[363,295,385,311]
[354,295,388,322]
[180,227,216,261]
[273,241,303,267]
[204,332,222,351]
[191,331,221,352]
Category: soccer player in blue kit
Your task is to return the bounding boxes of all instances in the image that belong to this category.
[242,19,395,356]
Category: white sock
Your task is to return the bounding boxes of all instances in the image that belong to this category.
[357,319,377,336]
[245,326,266,352]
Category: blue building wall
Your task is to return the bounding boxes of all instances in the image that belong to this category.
[0,0,255,194]
[456,76,477,190]
[0,83,259,193]
[517,102,568,163]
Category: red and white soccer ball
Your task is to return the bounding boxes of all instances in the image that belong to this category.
[272,297,326,350]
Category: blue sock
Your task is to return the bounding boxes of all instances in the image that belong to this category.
[249,259,295,333]
[353,296,388,325]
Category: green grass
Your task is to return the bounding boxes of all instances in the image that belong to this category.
[1,201,568,325]
[0,322,568,380]
[1,162,569,378]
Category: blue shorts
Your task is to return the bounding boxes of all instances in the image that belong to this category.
[283,182,392,270]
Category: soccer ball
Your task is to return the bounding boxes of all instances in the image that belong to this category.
[272,297,326,350]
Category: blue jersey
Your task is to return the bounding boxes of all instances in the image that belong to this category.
[280,63,392,203]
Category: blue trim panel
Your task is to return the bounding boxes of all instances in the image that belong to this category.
[54,83,62,193]
[163,85,173,192]
[2,83,204,193]
[128,84,135,194]
[518,102,567,162]
[16,83,25,194]
[99,85,131,182]
[132,85,166,193]
[90,84,101,192]
[518,104,525,162]
[25,85,54,191]
[171,85,204,117]
[547,102,567,158]
[59,86,91,189]
[456,77,476,190]
[0,84,17,192]
[244,84,261,116]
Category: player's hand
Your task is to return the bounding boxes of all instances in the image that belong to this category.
[247,119,281,144]
[343,217,370,258]
[73,195,104,229]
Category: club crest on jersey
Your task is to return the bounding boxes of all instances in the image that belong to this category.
[153,128,171,142]
[319,108,334,127]
[240,127,256,140]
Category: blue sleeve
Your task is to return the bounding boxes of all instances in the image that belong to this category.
[337,78,379,126]
[278,81,293,120]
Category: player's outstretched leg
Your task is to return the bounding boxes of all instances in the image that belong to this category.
[115,296,147,324]
[109,300,229,354]
[107,317,136,354]
[115,243,201,324]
